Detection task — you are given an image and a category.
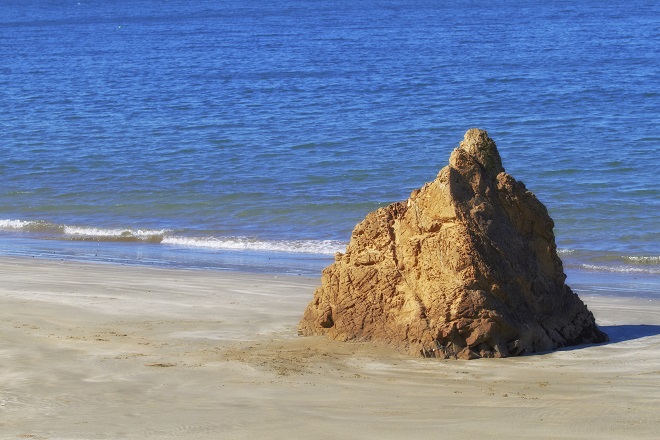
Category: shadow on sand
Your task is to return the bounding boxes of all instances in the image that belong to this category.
[537,325,660,357]
[598,325,660,344]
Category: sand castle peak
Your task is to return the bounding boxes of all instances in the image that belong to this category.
[299,129,607,359]
[454,128,504,175]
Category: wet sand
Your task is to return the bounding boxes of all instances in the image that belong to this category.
[1,257,658,439]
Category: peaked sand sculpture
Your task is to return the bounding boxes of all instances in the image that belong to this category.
[299,129,607,359]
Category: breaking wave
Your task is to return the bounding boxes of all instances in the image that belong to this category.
[574,264,660,275]
[0,219,65,234]
[626,256,660,264]
[0,219,167,243]
[62,226,167,243]
[0,218,344,255]
[558,247,660,274]
[161,236,344,254]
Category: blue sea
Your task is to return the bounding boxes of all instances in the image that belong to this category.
[1,1,658,294]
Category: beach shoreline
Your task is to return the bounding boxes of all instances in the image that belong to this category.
[1,256,658,439]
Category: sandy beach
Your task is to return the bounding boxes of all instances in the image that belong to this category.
[1,257,658,439]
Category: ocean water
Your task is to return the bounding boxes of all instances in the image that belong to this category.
[1,1,658,284]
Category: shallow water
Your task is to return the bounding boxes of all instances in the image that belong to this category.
[1,0,658,281]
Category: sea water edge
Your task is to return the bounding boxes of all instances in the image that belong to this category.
[0,230,658,301]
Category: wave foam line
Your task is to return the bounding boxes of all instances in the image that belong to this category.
[0,219,167,243]
[625,256,660,264]
[559,247,659,267]
[574,264,660,275]
[0,218,64,233]
[63,225,168,243]
[0,219,31,229]
[1,218,345,254]
[162,236,345,255]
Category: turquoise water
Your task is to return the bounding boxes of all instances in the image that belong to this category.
[1,0,658,280]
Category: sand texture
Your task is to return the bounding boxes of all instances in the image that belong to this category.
[1,257,658,439]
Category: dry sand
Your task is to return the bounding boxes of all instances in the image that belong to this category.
[1,257,658,439]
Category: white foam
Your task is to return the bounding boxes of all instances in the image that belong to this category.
[63,226,167,239]
[0,219,63,233]
[626,256,660,264]
[162,236,345,255]
[580,264,660,275]
[0,219,33,229]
